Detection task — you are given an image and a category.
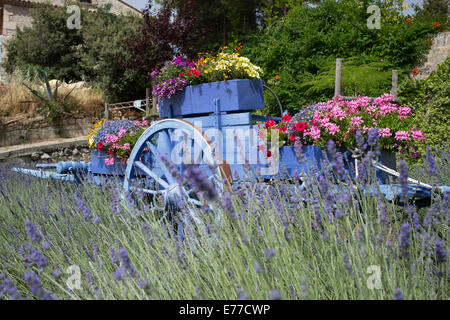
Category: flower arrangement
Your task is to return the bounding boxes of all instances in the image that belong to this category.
[87,120,149,165]
[259,94,426,158]
[151,47,263,100]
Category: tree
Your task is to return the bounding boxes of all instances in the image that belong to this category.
[122,0,203,80]
[3,2,84,80]
[80,4,146,101]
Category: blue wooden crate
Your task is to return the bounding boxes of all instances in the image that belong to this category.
[159,79,265,118]
[91,151,128,175]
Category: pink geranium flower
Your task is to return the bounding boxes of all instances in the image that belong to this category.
[411,130,425,141]
[395,131,410,141]
[379,128,392,138]
[350,116,363,127]
[104,157,115,165]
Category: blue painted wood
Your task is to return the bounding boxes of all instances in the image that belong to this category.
[91,151,127,175]
[159,79,265,118]
[256,146,396,183]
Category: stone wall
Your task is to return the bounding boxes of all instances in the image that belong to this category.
[1,4,33,74]
[0,116,94,147]
[416,31,450,80]
[29,144,91,162]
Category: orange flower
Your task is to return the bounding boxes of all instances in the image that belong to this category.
[275,75,280,80]
[406,18,411,22]
[434,21,441,27]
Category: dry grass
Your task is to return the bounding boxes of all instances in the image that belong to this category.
[0,72,104,119]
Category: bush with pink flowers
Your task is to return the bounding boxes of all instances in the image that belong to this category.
[303,94,425,157]
[259,94,426,159]
[88,120,150,165]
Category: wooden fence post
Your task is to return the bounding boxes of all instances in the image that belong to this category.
[392,70,398,101]
[104,103,109,120]
[145,87,150,117]
[152,81,157,115]
[335,58,342,97]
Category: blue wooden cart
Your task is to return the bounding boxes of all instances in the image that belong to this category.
[12,79,449,217]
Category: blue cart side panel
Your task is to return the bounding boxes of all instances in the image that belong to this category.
[159,79,265,118]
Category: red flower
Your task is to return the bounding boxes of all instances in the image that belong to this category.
[187,68,201,77]
[97,142,104,151]
[289,134,296,141]
[406,18,411,22]
[263,119,276,129]
[412,68,421,75]
[295,122,308,132]
[282,113,292,122]
[275,75,280,80]
[179,72,185,77]
[434,21,441,27]
[267,150,272,158]
[276,126,287,133]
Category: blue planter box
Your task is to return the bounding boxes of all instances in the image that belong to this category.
[158,79,265,118]
[91,151,127,175]
[278,146,396,183]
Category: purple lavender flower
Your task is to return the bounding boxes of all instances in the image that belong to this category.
[318,175,335,222]
[0,277,23,300]
[263,248,275,260]
[110,247,119,265]
[30,249,48,268]
[269,289,282,300]
[86,271,94,286]
[367,128,380,149]
[222,193,236,220]
[237,288,248,300]
[393,288,404,300]
[114,268,126,281]
[119,248,138,278]
[254,261,263,274]
[435,239,446,264]
[398,160,409,202]
[24,272,55,300]
[25,219,42,243]
[75,197,91,222]
[355,130,366,152]
[425,146,437,176]
[399,222,410,259]
[327,140,345,176]
[184,165,217,201]
[411,211,420,231]
[342,253,353,276]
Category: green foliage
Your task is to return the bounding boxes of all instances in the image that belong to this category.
[22,72,76,120]
[80,4,146,102]
[3,2,145,102]
[3,2,84,80]
[242,0,439,115]
[398,58,450,159]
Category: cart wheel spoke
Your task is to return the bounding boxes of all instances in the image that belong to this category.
[146,141,177,185]
[134,161,170,189]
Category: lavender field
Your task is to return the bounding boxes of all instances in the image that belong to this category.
[0,142,448,300]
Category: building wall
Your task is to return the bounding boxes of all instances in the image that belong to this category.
[94,0,141,15]
[0,0,140,81]
[1,4,33,79]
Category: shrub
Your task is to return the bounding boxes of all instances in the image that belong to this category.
[398,57,450,160]
[242,0,439,115]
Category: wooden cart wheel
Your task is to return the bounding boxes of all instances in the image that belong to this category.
[123,119,231,226]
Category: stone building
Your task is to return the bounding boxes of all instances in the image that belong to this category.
[0,0,141,79]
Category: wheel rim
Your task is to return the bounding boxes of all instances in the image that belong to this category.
[124,119,232,224]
